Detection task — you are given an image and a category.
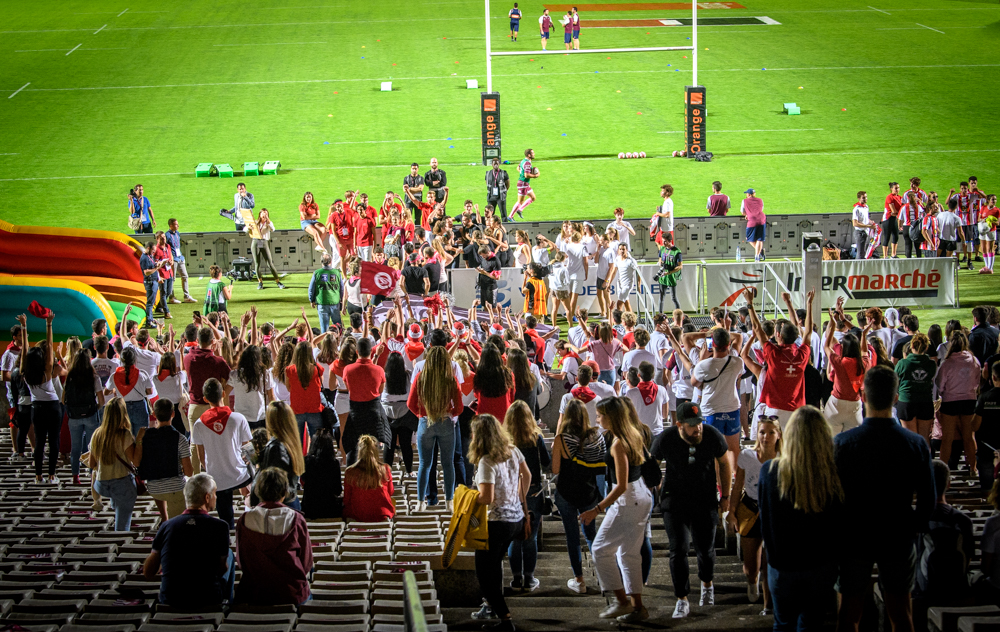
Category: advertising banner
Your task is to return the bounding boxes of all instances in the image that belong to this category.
[684,86,706,155]
[704,257,956,310]
[480,92,501,165]
[450,263,699,314]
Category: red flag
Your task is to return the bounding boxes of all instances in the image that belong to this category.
[359,260,401,297]
[28,301,53,320]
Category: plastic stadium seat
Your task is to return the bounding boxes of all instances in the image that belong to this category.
[217,625,292,632]
[228,605,298,615]
[0,624,59,632]
[294,626,370,632]
[225,613,297,625]
[77,612,151,627]
[930,607,1000,632]
[152,612,225,626]
[139,625,215,632]
[298,600,369,616]
[371,625,447,632]
[958,617,1000,632]
[369,599,439,616]
[60,625,136,632]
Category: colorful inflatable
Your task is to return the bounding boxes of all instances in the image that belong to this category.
[0,277,118,339]
[0,219,143,283]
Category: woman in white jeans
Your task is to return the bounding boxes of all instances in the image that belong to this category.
[581,396,653,624]
[822,305,871,435]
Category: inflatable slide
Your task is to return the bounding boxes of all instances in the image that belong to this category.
[0,277,118,339]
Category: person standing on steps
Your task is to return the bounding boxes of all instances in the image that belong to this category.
[741,188,767,261]
[508,3,521,41]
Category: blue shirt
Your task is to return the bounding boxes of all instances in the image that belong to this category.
[129,196,152,225]
[833,417,935,548]
[151,509,231,607]
[140,253,157,285]
[165,230,184,263]
[509,8,521,22]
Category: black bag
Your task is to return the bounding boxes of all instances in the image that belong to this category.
[916,519,970,598]
[909,221,923,244]
[694,151,714,162]
[389,411,419,434]
[64,376,99,419]
[555,442,603,510]
[640,448,662,489]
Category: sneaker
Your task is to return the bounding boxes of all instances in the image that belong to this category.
[761,608,773,616]
[599,602,633,619]
[617,607,649,624]
[566,578,586,593]
[506,215,517,222]
[258,282,264,290]
[510,576,523,591]
[748,580,760,603]
[471,602,497,620]
[523,577,540,592]
[315,245,326,252]
[516,209,524,219]
[47,476,59,484]
[700,584,715,606]
[169,298,181,304]
[672,599,690,619]
[73,475,82,486]
[182,296,197,303]
[968,263,974,271]
[277,282,286,289]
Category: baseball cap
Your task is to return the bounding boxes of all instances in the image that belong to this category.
[744,188,755,194]
[677,402,705,426]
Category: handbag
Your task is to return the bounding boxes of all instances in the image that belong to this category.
[116,454,147,496]
[734,493,759,536]
[513,502,532,541]
[639,447,662,489]
[128,214,143,232]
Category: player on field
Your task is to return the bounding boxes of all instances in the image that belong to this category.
[560,10,573,51]
[948,182,975,270]
[539,9,552,51]
[572,7,581,50]
[508,3,521,41]
[900,177,928,259]
[969,175,985,263]
[508,148,538,221]
[979,194,999,274]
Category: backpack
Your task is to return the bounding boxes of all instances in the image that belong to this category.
[916,519,970,598]
[64,375,99,419]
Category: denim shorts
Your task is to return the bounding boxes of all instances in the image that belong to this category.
[301,219,318,230]
[706,410,741,436]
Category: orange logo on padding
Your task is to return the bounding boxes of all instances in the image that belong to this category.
[484,99,497,111]
[690,92,703,105]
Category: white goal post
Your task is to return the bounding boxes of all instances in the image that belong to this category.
[484,0,701,92]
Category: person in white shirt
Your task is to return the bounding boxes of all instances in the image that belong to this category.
[691,328,744,467]
[623,362,673,437]
[567,309,592,361]
[563,233,589,321]
[652,185,675,244]
[248,208,285,290]
[124,332,161,397]
[647,314,673,386]
[937,197,963,259]
[610,243,639,313]
[594,234,617,322]
[107,347,155,436]
[547,252,573,327]
[548,341,581,391]
[852,191,876,259]
[622,329,656,376]
[90,336,119,388]
[607,207,635,254]
[558,364,616,425]
[228,346,274,429]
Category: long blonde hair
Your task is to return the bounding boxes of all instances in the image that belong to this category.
[504,401,541,448]
[265,401,306,476]
[91,398,132,465]
[774,406,843,514]
[417,347,455,421]
[468,414,512,465]
[596,397,644,466]
[345,435,390,489]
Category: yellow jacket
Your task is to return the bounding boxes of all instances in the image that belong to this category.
[442,485,490,568]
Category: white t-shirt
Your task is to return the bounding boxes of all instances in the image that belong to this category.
[564,242,588,279]
[737,448,764,501]
[549,262,570,292]
[582,235,598,257]
[2,349,20,405]
[556,355,579,390]
[852,204,870,229]
[272,368,291,404]
[596,246,615,280]
[229,369,274,422]
[154,373,184,407]
[531,246,550,267]
[568,326,589,357]
[648,331,670,369]
[937,210,961,242]
[123,342,162,396]
[659,198,674,233]
[609,220,633,253]
[622,347,656,376]
[614,256,638,287]
[624,383,671,436]
[559,380,616,423]
[110,370,153,402]
[672,348,699,401]
[91,357,119,387]
[692,354,742,415]
[191,410,252,491]
[475,448,526,522]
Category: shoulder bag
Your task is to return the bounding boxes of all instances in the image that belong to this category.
[639,447,662,489]
[734,493,759,536]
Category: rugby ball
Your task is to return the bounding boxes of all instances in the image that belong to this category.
[672,150,679,157]
[618,152,625,159]
[639,151,646,158]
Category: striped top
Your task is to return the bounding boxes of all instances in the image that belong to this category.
[561,432,606,466]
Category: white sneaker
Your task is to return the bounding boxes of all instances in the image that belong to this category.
[700,584,715,606]
[672,599,690,619]
[566,578,586,594]
[417,501,427,512]
[523,577,540,592]
[446,499,454,512]
[748,579,760,603]
[599,602,633,619]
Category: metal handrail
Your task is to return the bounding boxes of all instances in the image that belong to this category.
[402,570,429,632]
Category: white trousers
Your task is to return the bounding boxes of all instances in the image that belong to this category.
[592,478,653,595]
[824,396,863,435]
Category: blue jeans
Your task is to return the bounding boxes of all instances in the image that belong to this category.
[143,281,156,324]
[69,413,101,476]
[598,370,615,386]
[158,278,173,315]
[554,490,597,578]
[426,419,465,504]
[95,475,137,531]
[416,417,455,503]
[316,303,341,334]
[296,412,324,442]
[509,492,544,580]
[125,399,149,436]
[768,564,837,631]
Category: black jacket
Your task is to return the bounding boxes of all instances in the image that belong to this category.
[260,438,298,502]
[485,168,510,200]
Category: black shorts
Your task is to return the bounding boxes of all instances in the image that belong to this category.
[896,400,934,421]
[940,239,957,253]
[940,399,977,416]
[596,278,607,291]
[881,218,899,245]
[963,224,979,241]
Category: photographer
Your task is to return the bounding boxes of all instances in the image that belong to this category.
[128,184,155,234]
[140,241,168,328]
[485,159,510,221]
[221,183,253,231]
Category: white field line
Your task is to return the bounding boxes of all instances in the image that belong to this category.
[7,83,29,99]
[915,22,945,34]
[0,154,19,156]
[867,6,891,15]
[117,8,129,17]
[212,41,327,46]
[15,49,74,52]
[94,24,107,34]
[325,137,478,145]
[65,43,82,56]
[658,129,824,133]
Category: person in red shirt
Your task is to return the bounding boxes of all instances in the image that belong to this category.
[154,231,175,320]
[473,345,516,422]
[378,191,404,248]
[285,341,324,442]
[354,205,377,262]
[341,338,388,464]
[404,186,447,232]
[743,287,815,429]
[823,298,873,435]
[326,200,355,274]
[299,191,327,254]
[881,181,903,259]
[342,435,395,522]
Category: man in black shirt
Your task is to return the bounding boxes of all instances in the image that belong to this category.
[892,314,919,364]
[650,402,730,619]
[975,363,1000,492]
[422,246,441,293]
[403,163,425,223]
[834,366,935,632]
[485,158,510,220]
[424,157,447,204]
[143,473,233,607]
[81,318,117,360]
[969,306,999,366]
[401,254,429,296]
[476,245,501,306]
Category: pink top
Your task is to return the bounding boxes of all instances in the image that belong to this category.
[742,197,765,227]
[586,338,624,373]
[934,350,981,402]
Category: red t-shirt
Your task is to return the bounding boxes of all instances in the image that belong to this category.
[328,211,354,242]
[299,202,319,221]
[184,347,231,405]
[379,202,403,225]
[475,388,515,422]
[154,244,174,280]
[417,202,436,231]
[343,358,385,402]
[355,215,376,248]
[759,340,810,411]
[829,350,871,402]
[883,194,903,221]
[343,466,395,522]
[286,364,324,414]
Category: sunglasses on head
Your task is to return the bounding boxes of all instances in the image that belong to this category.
[758,415,779,422]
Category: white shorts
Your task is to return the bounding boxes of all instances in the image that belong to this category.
[981,229,996,242]
[568,276,585,295]
[334,391,351,416]
[357,246,372,262]
[824,396,863,435]
[617,282,634,302]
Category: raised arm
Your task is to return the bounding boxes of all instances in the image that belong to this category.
[743,288,767,343]
[665,326,694,373]
[740,330,762,378]
[802,288,815,347]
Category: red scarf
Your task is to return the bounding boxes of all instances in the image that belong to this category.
[572,385,597,403]
[404,341,425,362]
[157,369,173,382]
[113,366,140,397]
[636,381,658,406]
[200,406,232,435]
[561,350,581,363]
[184,341,198,349]
[4,341,18,354]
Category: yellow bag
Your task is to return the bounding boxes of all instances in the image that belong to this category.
[734,493,759,537]
[443,485,489,568]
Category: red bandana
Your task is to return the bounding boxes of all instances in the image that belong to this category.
[157,369,173,382]
[404,341,425,362]
[113,366,140,397]
[636,381,659,406]
[572,386,597,403]
[200,406,232,435]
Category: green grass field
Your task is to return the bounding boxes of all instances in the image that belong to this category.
[2,0,1000,233]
